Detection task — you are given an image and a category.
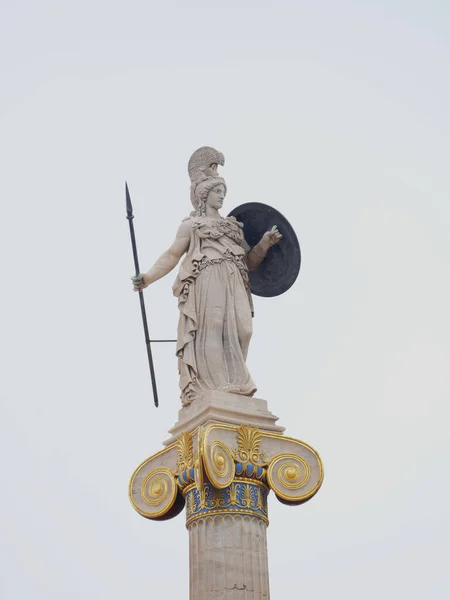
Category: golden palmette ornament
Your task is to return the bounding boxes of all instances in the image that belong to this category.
[228,482,238,506]
[176,431,194,473]
[233,424,267,466]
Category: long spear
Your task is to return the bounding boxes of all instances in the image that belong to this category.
[125,182,159,407]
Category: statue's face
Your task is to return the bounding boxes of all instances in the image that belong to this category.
[206,185,226,210]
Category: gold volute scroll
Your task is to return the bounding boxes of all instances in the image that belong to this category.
[134,467,181,519]
[267,453,322,504]
[194,427,205,492]
[204,439,235,489]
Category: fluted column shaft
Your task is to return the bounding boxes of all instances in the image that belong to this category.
[184,478,270,600]
[188,514,269,599]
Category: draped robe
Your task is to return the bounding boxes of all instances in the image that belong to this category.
[172,216,256,405]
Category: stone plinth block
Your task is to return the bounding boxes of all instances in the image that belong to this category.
[164,391,285,447]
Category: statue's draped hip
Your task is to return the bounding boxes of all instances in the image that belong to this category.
[172,217,256,405]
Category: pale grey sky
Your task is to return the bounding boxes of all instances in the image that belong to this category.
[1,1,449,598]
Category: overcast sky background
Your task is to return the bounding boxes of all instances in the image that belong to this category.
[1,1,449,598]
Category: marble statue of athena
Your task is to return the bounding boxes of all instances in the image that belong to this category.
[132,146,282,405]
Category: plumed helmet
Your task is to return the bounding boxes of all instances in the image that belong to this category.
[188,146,225,183]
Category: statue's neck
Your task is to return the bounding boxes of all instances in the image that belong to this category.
[205,206,222,219]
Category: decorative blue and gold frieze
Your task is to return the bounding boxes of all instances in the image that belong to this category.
[184,479,269,527]
[129,423,324,522]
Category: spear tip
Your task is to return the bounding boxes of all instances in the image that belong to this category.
[125,181,133,219]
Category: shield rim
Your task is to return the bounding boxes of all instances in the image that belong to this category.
[228,201,301,298]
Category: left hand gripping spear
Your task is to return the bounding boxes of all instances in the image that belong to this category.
[125,182,159,407]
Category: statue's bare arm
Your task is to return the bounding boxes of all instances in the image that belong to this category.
[246,225,282,270]
[132,220,191,290]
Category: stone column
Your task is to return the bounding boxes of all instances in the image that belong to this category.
[188,513,269,599]
[185,479,270,599]
[129,393,323,600]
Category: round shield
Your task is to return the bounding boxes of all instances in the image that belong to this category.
[228,202,301,297]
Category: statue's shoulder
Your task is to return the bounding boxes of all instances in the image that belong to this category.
[226,215,244,228]
[188,216,204,230]
[178,216,194,236]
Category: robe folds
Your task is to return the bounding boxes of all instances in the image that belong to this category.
[172,216,256,405]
